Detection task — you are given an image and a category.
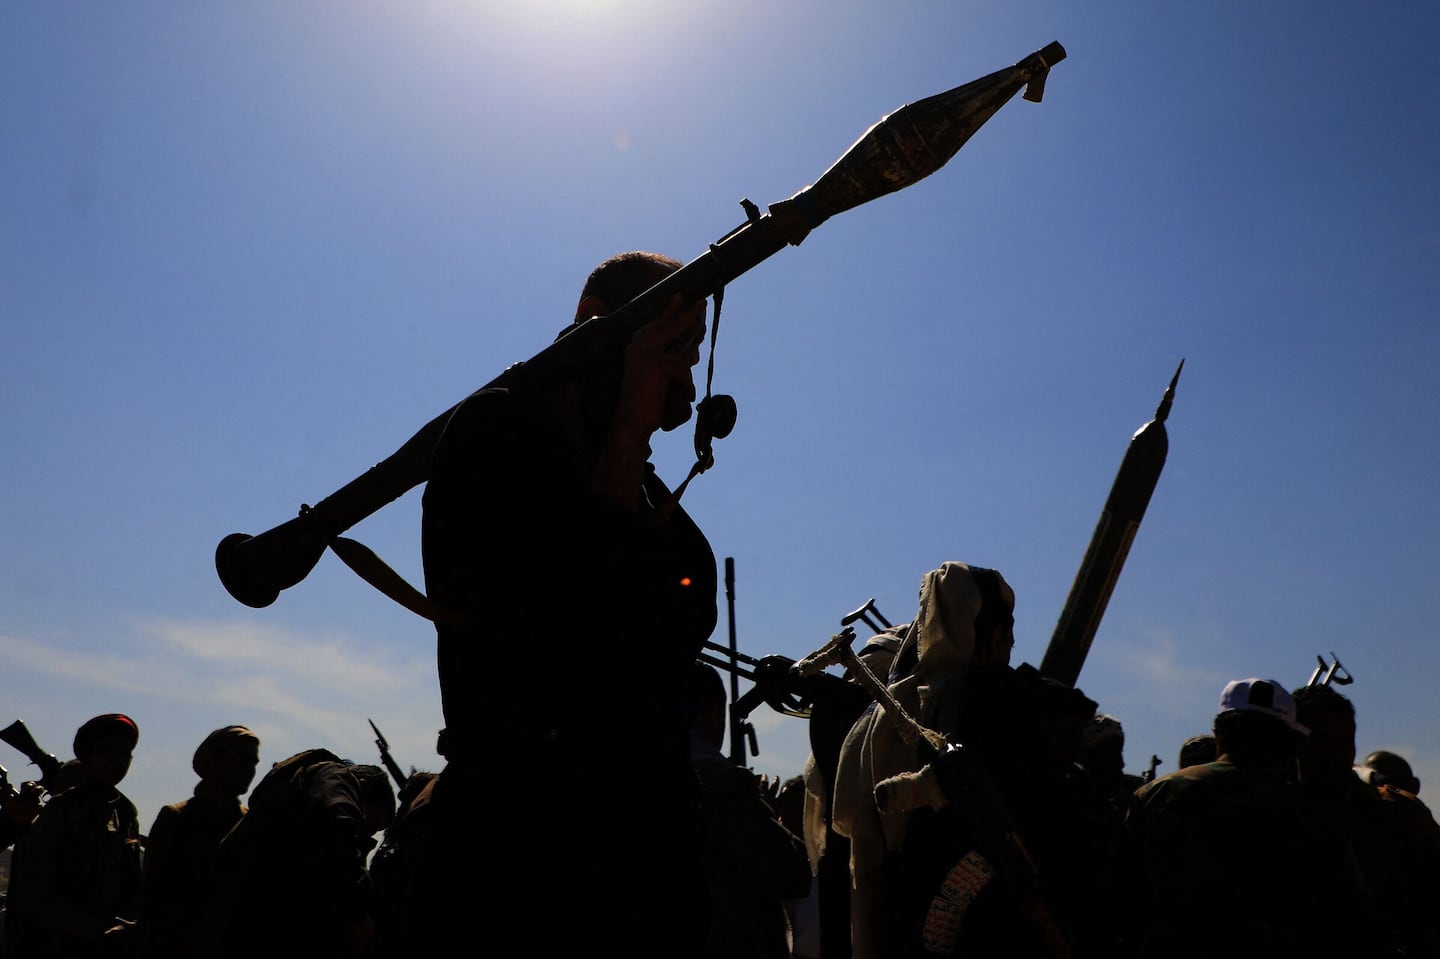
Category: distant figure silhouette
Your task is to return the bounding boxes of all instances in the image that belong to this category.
[1292,684,1440,957]
[1360,749,1421,795]
[143,725,260,959]
[686,660,811,959]
[5,713,143,958]
[404,251,718,957]
[1125,679,1384,957]
[1176,732,1216,770]
[211,749,394,958]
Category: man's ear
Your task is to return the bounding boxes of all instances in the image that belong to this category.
[574,294,609,325]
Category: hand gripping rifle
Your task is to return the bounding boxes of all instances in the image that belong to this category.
[215,42,1067,612]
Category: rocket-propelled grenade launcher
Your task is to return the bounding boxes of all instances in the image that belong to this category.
[1040,361,1184,688]
[216,42,1067,609]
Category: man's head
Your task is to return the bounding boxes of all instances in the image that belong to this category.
[969,566,1017,668]
[572,251,701,433]
[1361,749,1420,795]
[683,659,728,751]
[574,251,684,321]
[348,763,397,835]
[1030,672,1099,769]
[1080,713,1127,780]
[1290,683,1357,793]
[193,725,262,797]
[1212,678,1307,770]
[72,713,139,789]
[1178,733,1218,769]
[913,562,1016,678]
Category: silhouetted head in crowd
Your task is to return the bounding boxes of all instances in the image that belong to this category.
[1211,679,1307,770]
[684,660,729,751]
[349,763,398,835]
[1361,749,1421,795]
[1290,684,1357,795]
[193,725,262,800]
[72,713,139,790]
[1178,733,1217,769]
[1080,713,1127,781]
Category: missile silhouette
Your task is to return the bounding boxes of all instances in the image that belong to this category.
[1040,361,1184,687]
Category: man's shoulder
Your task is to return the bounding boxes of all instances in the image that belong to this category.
[149,799,189,829]
[1132,761,1237,806]
[1374,783,1440,835]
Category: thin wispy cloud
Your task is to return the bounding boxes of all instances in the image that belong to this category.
[0,619,433,744]
[139,618,423,693]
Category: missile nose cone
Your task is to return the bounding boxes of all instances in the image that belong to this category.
[1154,358,1185,424]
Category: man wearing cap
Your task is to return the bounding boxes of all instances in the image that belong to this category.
[4,713,143,958]
[1122,680,1387,956]
[142,725,261,959]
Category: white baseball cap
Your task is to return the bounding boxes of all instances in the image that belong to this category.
[1218,678,1309,735]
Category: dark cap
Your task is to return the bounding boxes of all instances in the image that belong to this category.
[192,725,259,778]
[73,713,139,756]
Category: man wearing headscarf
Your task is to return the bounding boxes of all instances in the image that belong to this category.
[142,725,261,959]
[5,713,143,958]
[832,563,1118,958]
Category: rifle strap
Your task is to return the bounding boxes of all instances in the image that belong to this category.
[653,279,728,524]
[326,535,462,624]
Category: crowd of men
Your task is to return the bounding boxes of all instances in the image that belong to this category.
[2,253,1435,957]
[0,653,1435,959]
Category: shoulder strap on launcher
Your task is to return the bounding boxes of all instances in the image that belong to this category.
[322,533,459,624]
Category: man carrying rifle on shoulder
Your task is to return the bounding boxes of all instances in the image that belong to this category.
[402,252,718,958]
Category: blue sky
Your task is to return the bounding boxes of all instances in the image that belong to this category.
[3,2,1438,832]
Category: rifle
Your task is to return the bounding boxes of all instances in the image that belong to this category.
[1141,754,1162,784]
[214,42,1067,613]
[0,719,63,794]
[368,719,408,790]
[1306,652,1353,687]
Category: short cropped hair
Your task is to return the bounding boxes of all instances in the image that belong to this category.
[1213,710,1300,767]
[578,251,683,313]
[1290,683,1355,727]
